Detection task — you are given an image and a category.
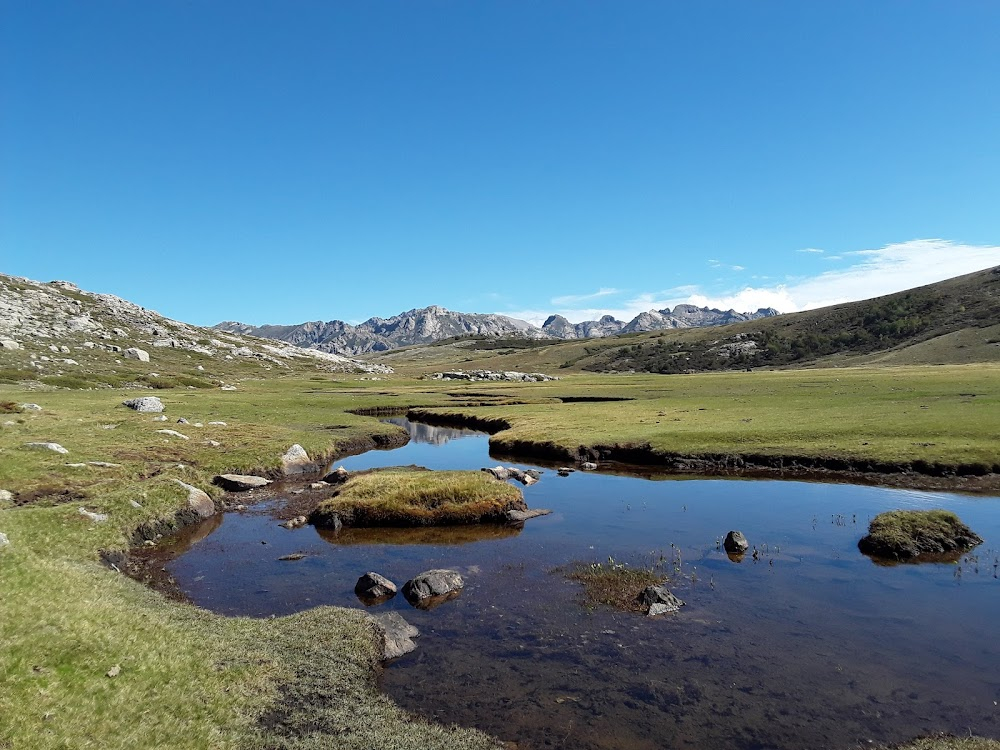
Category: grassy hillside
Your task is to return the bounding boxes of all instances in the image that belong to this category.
[370,266,1000,375]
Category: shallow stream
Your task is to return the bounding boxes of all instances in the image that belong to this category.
[161,419,1000,749]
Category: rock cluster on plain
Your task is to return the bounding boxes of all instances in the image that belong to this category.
[430,370,558,382]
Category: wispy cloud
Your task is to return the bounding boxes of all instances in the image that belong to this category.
[499,239,1000,326]
[708,260,746,272]
[797,247,825,254]
[550,287,622,306]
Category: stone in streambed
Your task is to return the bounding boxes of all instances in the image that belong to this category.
[403,569,464,608]
[374,611,420,660]
[213,474,271,492]
[355,571,398,602]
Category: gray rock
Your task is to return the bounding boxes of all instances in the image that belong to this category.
[581,462,598,471]
[220,385,237,391]
[321,466,350,484]
[204,440,221,447]
[173,479,215,518]
[176,418,189,424]
[207,421,227,426]
[156,429,189,440]
[374,611,419,660]
[122,396,164,413]
[637,585,685,615]
[281,444,312,475]
[724,530,750,555]
[124,347,150,362]
[213,474,271,491]
[506,508,553,522]
[20,403,43,411]
[152,415,168,422]
[483,466,510,481]
[355,571,398,600]
[88,461,122,468]
[0,531,9,550]
[0,489,13,504]
[0,339,21,350]
[25,442,69,454]
[309,481,329,489]
[403,569,464,606]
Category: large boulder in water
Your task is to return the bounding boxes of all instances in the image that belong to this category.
[403,569,464,608]
[858,509,983,561]
[723,530,749,555]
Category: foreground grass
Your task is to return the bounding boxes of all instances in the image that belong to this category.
[2,365,1000,749]
[0,378,500,750]
[313,469,524,527]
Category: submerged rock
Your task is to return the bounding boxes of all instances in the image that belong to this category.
[374,611,420,660]
[355,571,398,602]
[580,462,598,471]
[403,569,464,607]
[858,509,983,561]
[280,515,308,530]
[637,585,684,615]
[723,530,750,555]
[506,508,553,523]
[213,474,271,491]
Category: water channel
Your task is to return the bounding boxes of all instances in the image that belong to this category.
[160,418,1000,749]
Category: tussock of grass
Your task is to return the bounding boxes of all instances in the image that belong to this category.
[312,469,525,527]
[1,400,25,413]
[858,509,983,561]
[562,557,667,612]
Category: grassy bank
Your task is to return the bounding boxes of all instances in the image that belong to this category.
[2,365,1000,749]
[0,378,500,750]
[312,469,524,527]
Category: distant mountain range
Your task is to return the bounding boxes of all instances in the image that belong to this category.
[214,304,780,355]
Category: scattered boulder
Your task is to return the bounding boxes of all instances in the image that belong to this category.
[78,507,108,523]
[156,429,189,440]
[310,481,329,490]
[506,508,552,522]
[0,490,13,505]
[153,415,168,422]
[88,461,121,468]
[122,396,164,413]
[280,516,308,530]
[281,444,313,475]
[374,611,420,660]
[0,339,21,350]
[173,479,216,518]
[213,474,271,492]
[403,569,464,608]
[355,571,398,601]
[21,403,43,411]
[177,418,189,424]
[723,530,750,555]
[207,421,227,426]
[483,466,510,481]
[220,385,237,391]
[580,462,598,471]
[637,585,685,615]
[858,509,983,561]
[204,440,221,447]
[483,466,542,486]
[25,442,69,454]
[0,531,9,550]
[322,466,350,484]
[124,347,150,362]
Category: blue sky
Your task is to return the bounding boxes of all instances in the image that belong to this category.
[3,1,999,327]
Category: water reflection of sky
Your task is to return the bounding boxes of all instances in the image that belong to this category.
[167,418,1000,750]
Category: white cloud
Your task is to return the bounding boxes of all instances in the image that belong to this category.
[550,287,622,306]
[499,239,1000,326]
[798,247,825,254]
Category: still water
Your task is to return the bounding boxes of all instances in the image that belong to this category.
[165,419,1000,749]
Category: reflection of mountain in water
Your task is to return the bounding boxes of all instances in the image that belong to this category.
[382,417,483,446]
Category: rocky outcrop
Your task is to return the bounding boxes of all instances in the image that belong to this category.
[0,273,391,375]
[428,370,558,383]
[25,442,68,454]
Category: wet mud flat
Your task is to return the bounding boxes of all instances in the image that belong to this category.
[136,420,1000,750]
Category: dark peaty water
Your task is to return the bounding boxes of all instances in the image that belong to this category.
[165,419,1000,750]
